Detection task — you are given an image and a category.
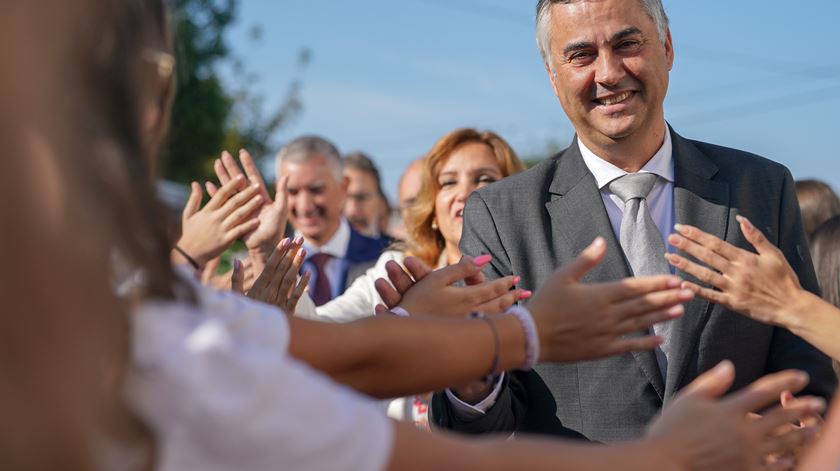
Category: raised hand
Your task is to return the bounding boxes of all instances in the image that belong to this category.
[373,255,530,317]
[235,237,310,314]
[529,237,693,363]
[208,149,289,263]
[646,361,824,471]
[665,216,803,327]
[176,175,262,269]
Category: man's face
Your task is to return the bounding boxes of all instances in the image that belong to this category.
[544,0,673,148]
[343,167,382,237]
[279,154,346,246]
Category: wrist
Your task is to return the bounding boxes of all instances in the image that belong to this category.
[635,437,682,471]
[173,243,206,270]
[787,289,820,336]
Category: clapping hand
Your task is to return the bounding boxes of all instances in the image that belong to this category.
[647,361,823,471]
[176,175,262,269]
[373,255,529,317]
[529,237,693,363]
[665,216,803,327]
[208,149,290,272]
[233,237,310,314]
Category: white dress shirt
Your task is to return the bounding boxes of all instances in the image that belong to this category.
[577,127,675,253]
[446,127,676,417]
[298,218,352,299]
[128,278,393,471]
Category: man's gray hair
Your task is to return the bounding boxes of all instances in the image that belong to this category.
[536,0,669,66]
[276,135,343,181]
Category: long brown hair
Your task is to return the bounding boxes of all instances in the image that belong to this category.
[796,179,840,240]
[405,128,525,267]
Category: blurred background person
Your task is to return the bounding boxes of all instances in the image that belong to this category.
[276,136,388,305]
[388,158,424,242]
[406,128,525,268]
[795,179,840,240]
[343,151,391,240]
[811,215,840,376]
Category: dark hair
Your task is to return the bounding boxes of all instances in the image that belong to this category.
[795,179,840,239]
[344,151,387,199]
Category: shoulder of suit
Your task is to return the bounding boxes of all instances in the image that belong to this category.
[684,138,790,177]
[347,229,389,262]
[472,150,565,204]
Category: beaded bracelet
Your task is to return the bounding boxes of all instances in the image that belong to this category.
[506,305,540,370]
[470,312,500,384]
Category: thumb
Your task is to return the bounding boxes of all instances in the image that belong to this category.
[231,258,245,294]
[555,237,607,283]
[676,360,735,401]
[183,182,202,219]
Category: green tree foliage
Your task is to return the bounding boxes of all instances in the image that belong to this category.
[161,0,308,184]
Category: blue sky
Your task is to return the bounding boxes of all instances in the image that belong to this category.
[223,0,840,202]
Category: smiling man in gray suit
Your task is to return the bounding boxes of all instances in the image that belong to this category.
[431,0,836,442]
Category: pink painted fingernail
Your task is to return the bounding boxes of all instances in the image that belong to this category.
[233,258,241,270]
[280,238,290,249]
[513,275,521,285]
[473,254,492,266]
[519,290,532,300]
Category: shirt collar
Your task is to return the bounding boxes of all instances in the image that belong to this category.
[297,218,351,259]
[577,124,674,190]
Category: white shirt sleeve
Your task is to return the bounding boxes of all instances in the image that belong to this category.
[443,373,505,418]
[128,287,394,471]
[313,250,405,323]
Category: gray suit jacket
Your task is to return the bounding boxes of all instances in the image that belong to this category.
[432,129,836,442]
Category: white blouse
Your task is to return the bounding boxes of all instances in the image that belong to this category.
[127,282,394,471]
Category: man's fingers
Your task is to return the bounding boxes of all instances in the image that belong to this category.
[600,275,682,304]
[677,360,736,400]
[724,370,810,414]
[736,215,777,257]
[673,223,744,261]
[403,256,433,282]
[385,260,414,295]
[274,175,289,208]
[239,149,271,202]
[183,181,202,219]
[680,281,730,306]
[758,426,819,463]
[231,258,245,294]
[555,237,607,283]
[374,278,402,308]
[206,174,245,209]
[755,400,825,444]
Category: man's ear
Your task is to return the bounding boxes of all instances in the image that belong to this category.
[341,175,350,193]
[664,28,674,70]
[545,60,561,98]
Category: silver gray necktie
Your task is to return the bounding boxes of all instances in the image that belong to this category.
[608,173,672,373]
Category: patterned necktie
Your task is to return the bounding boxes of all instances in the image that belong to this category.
[309,252,333,306]
[608,173,672,373]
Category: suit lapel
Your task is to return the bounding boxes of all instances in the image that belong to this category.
[664,130,731,400]
[545,141,666,398]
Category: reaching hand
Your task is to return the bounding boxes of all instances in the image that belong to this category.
[528,237,693,363]
[373,255,529,317]
[234,237,310,314]
[665,216,803,327]
[177,175,262,268]
[208,149,289,261]
[646,361,824,471]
